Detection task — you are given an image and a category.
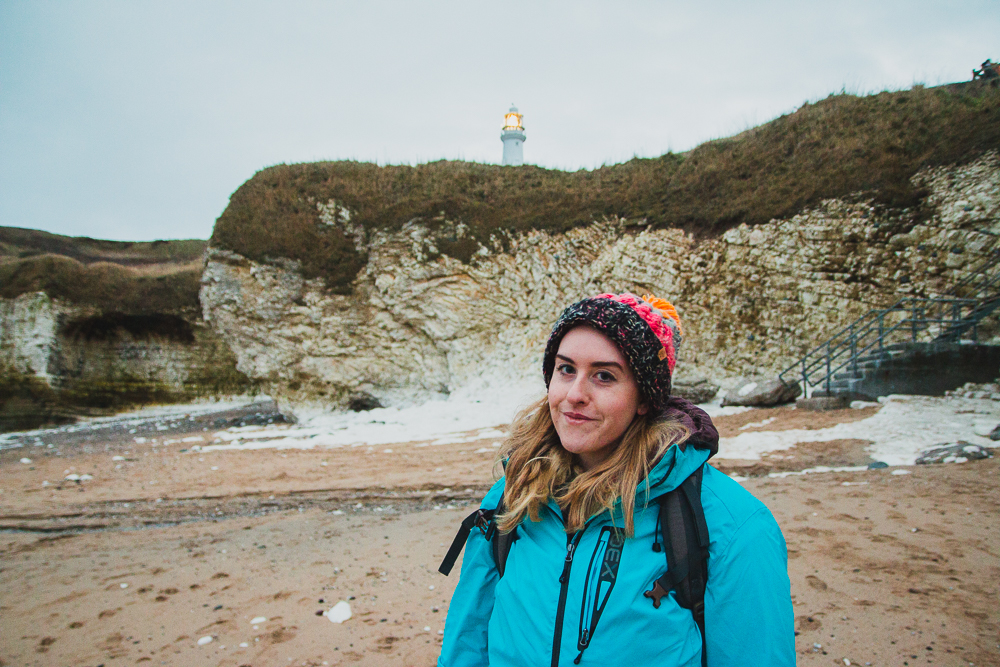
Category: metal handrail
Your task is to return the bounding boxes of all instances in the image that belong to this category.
[786,300,986,395]
[780,235,1000,397]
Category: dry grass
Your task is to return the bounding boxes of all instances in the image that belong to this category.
[0,227,207,312]
[0,254,201,314]
[212,82,1000,292]
[0,227,206,266]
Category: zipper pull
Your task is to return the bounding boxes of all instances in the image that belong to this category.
[559,541,577,583]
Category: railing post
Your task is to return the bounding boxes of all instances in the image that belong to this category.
[825,343,831,395]
[850,324,857,374]
[878,313,884,353]
[801,358,807,398]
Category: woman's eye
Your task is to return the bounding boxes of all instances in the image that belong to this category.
[557,363,575,375]
[595,371,616,383]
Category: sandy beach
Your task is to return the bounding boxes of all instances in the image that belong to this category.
[1,399,998,666]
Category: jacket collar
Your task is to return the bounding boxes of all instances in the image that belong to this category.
[639,396,718,502]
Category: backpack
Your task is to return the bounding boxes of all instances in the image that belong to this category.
[439,466,710,666]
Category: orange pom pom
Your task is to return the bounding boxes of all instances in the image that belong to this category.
[641,294,683,335]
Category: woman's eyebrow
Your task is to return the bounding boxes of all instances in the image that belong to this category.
[556,354,623,370]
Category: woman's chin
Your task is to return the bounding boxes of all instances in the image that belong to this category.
[559,438,599,458]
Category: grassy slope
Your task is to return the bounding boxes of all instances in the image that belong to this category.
[0,228,206,314]
[0,227,206,265]
[5,82,999,307]
[212,83,1000,293]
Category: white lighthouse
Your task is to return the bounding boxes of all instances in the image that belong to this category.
[500,105,525,166]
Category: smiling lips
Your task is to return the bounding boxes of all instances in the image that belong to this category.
[563,412,595,424]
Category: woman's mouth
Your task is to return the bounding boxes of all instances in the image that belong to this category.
[563,412,594,424]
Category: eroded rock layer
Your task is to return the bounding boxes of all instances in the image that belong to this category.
[0,292,253,430]
[200,154,1000,414]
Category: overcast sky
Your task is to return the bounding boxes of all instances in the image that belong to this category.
[1,1,997,242]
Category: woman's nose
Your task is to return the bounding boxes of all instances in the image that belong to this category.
[566,375,588,404]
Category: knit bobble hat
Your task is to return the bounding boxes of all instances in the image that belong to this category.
[542,293,683,413]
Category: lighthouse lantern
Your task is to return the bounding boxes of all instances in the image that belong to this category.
[500,104,526,166]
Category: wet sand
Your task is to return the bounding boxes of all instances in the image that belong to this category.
[1,403,998,666]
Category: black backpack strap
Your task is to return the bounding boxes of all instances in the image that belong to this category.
[643,466,709,666]
[490,494,518,578]
[438,507,495,575]
[438,491,518,577]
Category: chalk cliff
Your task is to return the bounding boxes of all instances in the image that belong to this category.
[200,153,1000,415]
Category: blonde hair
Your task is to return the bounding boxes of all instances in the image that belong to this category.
[496,397,690,535]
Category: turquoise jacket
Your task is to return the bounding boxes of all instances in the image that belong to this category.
[438,401,795,666]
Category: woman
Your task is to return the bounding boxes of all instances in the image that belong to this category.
[438,293,794,666]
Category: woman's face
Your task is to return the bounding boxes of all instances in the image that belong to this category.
[548,325,647,470]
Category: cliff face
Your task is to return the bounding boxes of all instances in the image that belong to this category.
[6,85,998,427]
[200,154,1000,415]
[0,233,253,431]
[0,291,252,430]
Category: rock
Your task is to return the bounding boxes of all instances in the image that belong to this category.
[347,393,383,412]
[915,441,992,465]
[990,424,1000,441]
[867,461,889,469]
[324,600,352,623]
[796,395,850,411]
[671,376,720,404]
[722,377,801,407]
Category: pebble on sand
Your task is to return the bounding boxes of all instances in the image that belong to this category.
[197,635,213,646]
[324,601,352,623]
[19,458,31,464]
[250,616,267,624]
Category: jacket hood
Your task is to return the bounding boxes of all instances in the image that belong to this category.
[660,395,719,458]
[637,396,719,503]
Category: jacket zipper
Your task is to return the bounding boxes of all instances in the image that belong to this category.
[573,526,624,664]
[550,531,582,667]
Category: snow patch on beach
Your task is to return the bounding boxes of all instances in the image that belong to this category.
[200,380,542,452]
[718,394,1000,465]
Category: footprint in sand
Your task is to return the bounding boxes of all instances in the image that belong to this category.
[68,621,84,629]
[98,608,119,619]
[376,635,401,653]
[155,587,179,602]
[795,615,823,632]
[806,575,828,591]
[268,626,297,644]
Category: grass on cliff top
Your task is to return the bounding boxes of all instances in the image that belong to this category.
[0,226,207,266]
[0,228,206,312]
[0,255,201,314]
[212,82,1000,293]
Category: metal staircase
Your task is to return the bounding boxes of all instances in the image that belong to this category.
[779,239,1000,399]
